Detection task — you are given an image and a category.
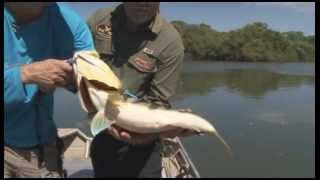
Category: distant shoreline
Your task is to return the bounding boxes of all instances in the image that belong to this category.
[173,21,315,63]
[183,57,315,64]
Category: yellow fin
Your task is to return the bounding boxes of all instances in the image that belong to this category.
[75,51,122,91]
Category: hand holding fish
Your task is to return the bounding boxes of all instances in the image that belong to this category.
[107,124,196,145]
[107,124,158,145]
[21,59,73,92]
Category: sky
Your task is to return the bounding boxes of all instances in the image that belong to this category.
[66,2,315,35]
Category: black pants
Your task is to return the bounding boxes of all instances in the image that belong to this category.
[90,131,162,178]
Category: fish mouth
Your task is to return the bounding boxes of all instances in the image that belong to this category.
[89,80,119,92]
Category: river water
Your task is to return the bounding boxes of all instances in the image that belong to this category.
[54,61,315,178]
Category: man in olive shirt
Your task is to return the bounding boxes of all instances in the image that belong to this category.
[87,2,186,177]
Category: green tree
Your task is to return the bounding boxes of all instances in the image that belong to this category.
[171,20,314,62]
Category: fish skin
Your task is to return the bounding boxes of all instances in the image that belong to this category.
[105,100,216,134]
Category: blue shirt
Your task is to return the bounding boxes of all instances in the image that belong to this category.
[4,3,94,148]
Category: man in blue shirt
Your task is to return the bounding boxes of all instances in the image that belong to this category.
[4,2,94,177]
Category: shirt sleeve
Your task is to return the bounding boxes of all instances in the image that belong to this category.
[86,11,96,35]
[86,11,97,46]
[144,38,185,108]
[54,3,96,93]
[4,65,39,113]
[73,19,95,52]
[56,3,95,53]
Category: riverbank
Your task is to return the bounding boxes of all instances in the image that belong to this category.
[173,21,315,63]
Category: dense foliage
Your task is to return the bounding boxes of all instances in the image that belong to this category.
[172,21,315,62]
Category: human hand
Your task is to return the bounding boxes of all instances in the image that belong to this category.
[107,125,198,144]
[21,59,73,92]
[106,125,159,145]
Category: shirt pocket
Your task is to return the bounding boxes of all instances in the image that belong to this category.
[128,53,158,74]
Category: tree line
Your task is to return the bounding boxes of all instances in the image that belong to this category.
[171,21,315,62]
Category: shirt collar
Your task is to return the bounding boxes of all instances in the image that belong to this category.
[148,13,162,34]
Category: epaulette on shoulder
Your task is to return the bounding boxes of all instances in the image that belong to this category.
[93,8,114,25]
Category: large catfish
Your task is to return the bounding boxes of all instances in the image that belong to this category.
[71,51,232,156]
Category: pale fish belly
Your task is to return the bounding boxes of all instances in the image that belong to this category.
[92,101,233,158]
[114,102,216,134]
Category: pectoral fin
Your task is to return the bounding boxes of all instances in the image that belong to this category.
[90,110,115,136]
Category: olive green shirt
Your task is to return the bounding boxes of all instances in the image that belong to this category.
[87,4,184,108]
